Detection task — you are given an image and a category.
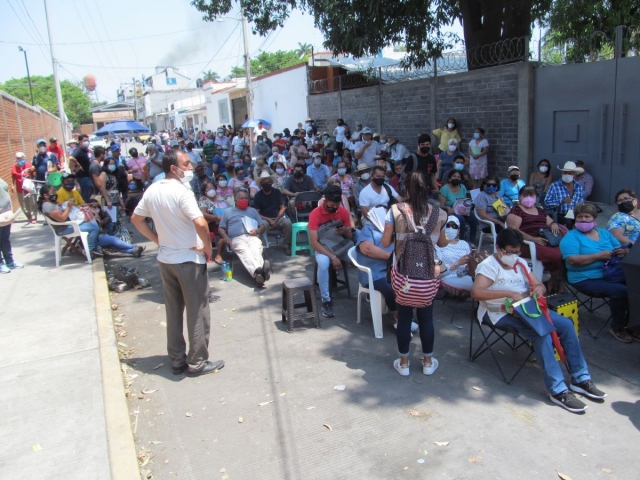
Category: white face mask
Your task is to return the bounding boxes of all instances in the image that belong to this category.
[206,189,216,197]
[500,252,518,268]
[448,123,455,129]
[448,145,456,151]
[562,174,574,183]
[361,173,370,181]
[82,141,90,148]
[218,180,227,188]
[177,168,193,184]
[539,166,548,173]
[38,146,46,153]
[445,227,458,240]
[314,159,322,166]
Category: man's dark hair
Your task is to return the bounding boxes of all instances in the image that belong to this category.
[162,148,180,174]
[93,146,105,158]
[418,133,431,145]
[453,154,465,162]
[186,142,194,149]
[496,228,523,249]
[372,165,386,176]
[78,134,89,142]
[235,165,245,174]
[324,185,343,203]
[293,162,305,171]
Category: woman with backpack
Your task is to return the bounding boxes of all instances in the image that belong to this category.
[382,172,447,377]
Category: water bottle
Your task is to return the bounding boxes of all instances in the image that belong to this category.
[222,261,232,282]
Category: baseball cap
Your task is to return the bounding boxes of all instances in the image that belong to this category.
[49,137,58,143]
[15,152,26,159]
[361,127,373,134]
[110,144,121,151]
[508,165,520,172]
[36,138,46,146]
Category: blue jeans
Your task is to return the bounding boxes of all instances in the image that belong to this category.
[77,177,93,203]
[494,311,590,395]
[98,234,134,254]
[0,224,14,264]
[59,221,100,251]
[364,278,396,312]
[571,279,628,329]
[455,213,478,243]
[316,252,331,302]
[397,303,435,357]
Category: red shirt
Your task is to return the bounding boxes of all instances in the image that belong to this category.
[11,162,33,192]
[308,204,351,231]
[273,138,287,153]
[47,144,64,161]
[390,174,400,190]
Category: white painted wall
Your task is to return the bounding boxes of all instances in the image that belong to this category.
[205,89,233,132]
[252,65,308,134]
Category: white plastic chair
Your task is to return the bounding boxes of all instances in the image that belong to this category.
[474,208,502,253]
[45,217,92,267]
[522,240,544,282]
[347,246,386,339]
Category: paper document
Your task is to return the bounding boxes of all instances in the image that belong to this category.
[368,206,387,232]
[103,205,117,223]
[242,216,258,233]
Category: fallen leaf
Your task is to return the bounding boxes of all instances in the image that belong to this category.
[306,406,316,410]
[111,304,118,310]
[232,308,237,311]
[238,417,244,423]
[118,342,128,347]
[165,460,169,464]
[556,472,573,480]
[472,386,482,391]
[185,412,193,417]
[334,385,346,391]
[32,444,41,452]
[137,393,144,399]
[580,454,587,457]
[142,389,159,394]
[403,467,409,470]
[433,441,450,446]
[468,455,483,464]
[601,468,612,474]
[151,441,163,445]
[220,468,226,473]
[323,423,333,432]
[417,459,425,464]
[280,393,286,396]
[258,400,274,407]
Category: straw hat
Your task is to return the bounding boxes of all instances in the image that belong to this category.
[557,161,584,175]
[255,171,276,187]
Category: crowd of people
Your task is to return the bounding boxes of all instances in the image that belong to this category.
[3,116,636,414]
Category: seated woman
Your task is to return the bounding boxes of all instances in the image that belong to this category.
[199,180,232,265]
[559,202,633,343]
[92,201,145,257]
[474,175,509,235]
[435,216,474,296]
[215,173,235,206]
[607,189,640,245]
[272,161,289,192]
[331,159,355,211]
[499,166,526,207]
[228,166,258,198]
[472,228,606,413]
[438,169,477,242]
[529,159,552,206]
[506,185,563,292]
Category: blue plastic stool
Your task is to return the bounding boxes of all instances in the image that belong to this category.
[291,222,313,257]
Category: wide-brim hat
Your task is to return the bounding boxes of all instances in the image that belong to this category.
[558,161,584,175]
[356,163,373,173]
[387,136,398,146]
[255,172,276,187]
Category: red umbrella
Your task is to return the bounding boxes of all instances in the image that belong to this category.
[514,262,566,363]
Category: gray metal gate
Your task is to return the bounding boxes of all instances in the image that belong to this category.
[533,56,640,203]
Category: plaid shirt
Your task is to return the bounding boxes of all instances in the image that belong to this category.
[544,179,585,214]
[575,172,594,198]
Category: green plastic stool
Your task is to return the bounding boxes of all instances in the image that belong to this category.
[47,172,62,188]
[291,222,314,257]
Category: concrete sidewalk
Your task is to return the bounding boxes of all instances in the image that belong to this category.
[0,217,138,480]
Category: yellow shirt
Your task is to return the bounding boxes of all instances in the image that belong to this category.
[432,128,461,152]
[56,186,84,205]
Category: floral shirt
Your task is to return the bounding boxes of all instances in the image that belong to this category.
[274,173,288,192]
[607,211,640,243]
[199,195,230,217]
[215,186,235,206]
[331,173,354,198]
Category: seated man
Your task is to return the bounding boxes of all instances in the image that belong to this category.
[309,185,353,318]
[358,165,402,219]
[471,228,606,413]
[218,188,271,286]
[282,162,317,218]
[253,173,293,256]
[56,172,85,205]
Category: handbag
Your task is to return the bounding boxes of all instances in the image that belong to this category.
[539,228,563,247]
[603,255,625,284]
[0,209,15,227]
[317,219,353,259]
[113,222,132,244]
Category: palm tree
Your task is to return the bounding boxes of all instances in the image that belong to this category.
[295,42,313,58]
[202,70,220,82]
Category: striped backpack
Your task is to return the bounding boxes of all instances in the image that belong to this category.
[390,202,440,308]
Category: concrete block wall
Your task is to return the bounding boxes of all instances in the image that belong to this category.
[309,63,528,176]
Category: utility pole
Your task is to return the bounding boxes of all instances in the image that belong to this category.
[43,0,68,152]
[132,77,139,121]
[18,47,35,106]
[241,12,253,120]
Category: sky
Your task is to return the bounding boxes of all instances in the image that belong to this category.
[0,0,327,103]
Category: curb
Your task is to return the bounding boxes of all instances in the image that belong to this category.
[92,260,141,480]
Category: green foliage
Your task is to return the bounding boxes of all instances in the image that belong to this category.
[0,75,92,127]
[203,70,220,81]
[230,50,307,77]
[295,42,313,58]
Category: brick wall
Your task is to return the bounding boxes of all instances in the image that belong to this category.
[309,63,523,175]
[0,91,64,209]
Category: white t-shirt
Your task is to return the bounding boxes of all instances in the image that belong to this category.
[359,182,398,208]
[333,125,347,142]
[134,179,205,265]
[475,255,530,325]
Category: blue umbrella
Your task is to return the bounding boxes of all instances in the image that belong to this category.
[241,118,271,129]
[94,119,151,137]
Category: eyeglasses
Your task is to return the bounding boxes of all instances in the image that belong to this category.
[485,183,497,188]
[616,197,635,204]
[446,224,459,229]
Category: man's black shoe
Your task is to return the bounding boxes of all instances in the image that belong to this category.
[172,364,187,375]
[263,259,271,281]
[550,390,587,413]
[570,380,607,400]
[321,301,334,318]
[208,293,221,303]
[187,360,225,377]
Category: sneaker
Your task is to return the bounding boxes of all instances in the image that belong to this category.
[262,259,271,281]
[208,293,221,303]
[422,357,439,376]
[393,358,410,376]
[321,301,334,318]
[91,249,104,258]
[0,263,10,274]
[609,327,633,343]
[550,390,587,413]
[133,245,145,258]
[7,262,24,270]
[570,380,607,400]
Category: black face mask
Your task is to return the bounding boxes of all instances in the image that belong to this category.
[450,179,461,187]
[49,194,58,203]
[510,174,520,181]
[294,171,303,178]
[419,146,430,154]
[63,183,75,190]
[618,200,635,213]
[262,184,273,192]
[325,205,338,213]
[372,177,385,186]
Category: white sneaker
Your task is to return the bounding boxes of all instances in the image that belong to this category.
[393,358,410,376]
[422,358,439,376]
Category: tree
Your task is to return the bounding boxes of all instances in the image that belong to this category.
[295,42,313,58]
[229,50,307,77]
[0,75,92,127]
[190,0,552,69]
[202,70,220,82]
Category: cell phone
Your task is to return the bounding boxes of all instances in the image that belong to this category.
[613,242,632,251]
[335,222,344,229]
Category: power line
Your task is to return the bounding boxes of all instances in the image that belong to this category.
[57,54,245,71]
[18,0,49,49]
[87,0,129,81]
[6,0,50,63]
[58,64,118,102]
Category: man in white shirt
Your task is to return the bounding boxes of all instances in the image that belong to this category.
[355,127,382,168]
[131,149,223,378]
[358,165,402,218]
[387,137,410,163]
[267,146,283,166]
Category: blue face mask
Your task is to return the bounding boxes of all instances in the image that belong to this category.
[275,168,285,175]
[18,160,26,167]
[474,132,481,139]
[237,173,246,180]
[292,140,300,146]
[234,163,242,169]
[305,159,312,165]
[454,163,464,171]
[233,155,239,160]
[485,185,497,194]
[208,140,214,145]
[258,140,264,145]
[338,168,347,175]
[379,139,386,145]
[107,165,116,172]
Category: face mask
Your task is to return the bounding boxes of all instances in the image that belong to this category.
[38,146,47,153]
[334,151,340,157]
[500,252,518,268]
[539,166,548,173]
[419,146,430,154]
[217,133,223,137]
[17,160,26,167]
[448,123,455,129]
[562,174,574,183]
[218,180,227,188]
[380,139,387,145]
[82,141,90,148]
[294,171,303,178]
[262,184,272,192]
[48,193,58,203]
[325,205,338,213]
[208,140,214,145]
[361,173,370,181]
[454,163,464,171]
[272,153,279,158]
[181,169,194,184]
[474,132,481,139]
[337,168,347,175]
[275,168,285,175]
[63,183,74,191]
[233,155,239,160]
[485,185,497,194]
[206,189,216,197]
[372,177,385,186]
[575,221,595,233]
[258,140,264,145]
[445,228,458,240]
[450,179,461,187]
[292,140,300,146]
[448,145,457,152]
[237,173,245,180]
[618,200,635,213]
[314,140,320,145]
[314,159,322,166]
[521,196,536,208]
[107,165,116,172]
[510,174,520,181]
[236,199,249,210]
[234,163,243,169]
